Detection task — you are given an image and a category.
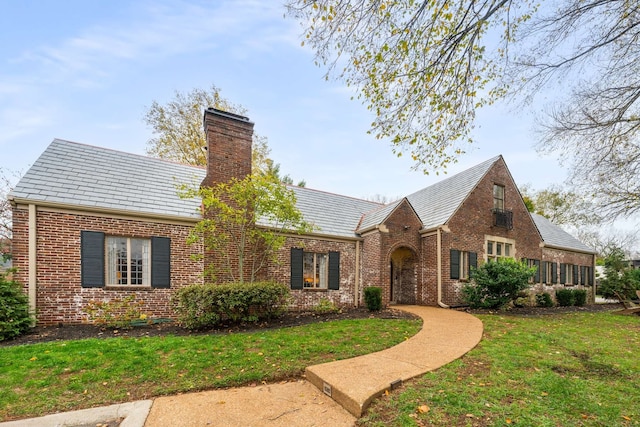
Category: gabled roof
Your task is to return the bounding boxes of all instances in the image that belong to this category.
[530,213,595,254]
[358,156,501,231]
[10,139,205,220]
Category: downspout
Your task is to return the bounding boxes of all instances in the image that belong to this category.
[354,240,360,307]
[28,204,37,320]
[436,226,449,308]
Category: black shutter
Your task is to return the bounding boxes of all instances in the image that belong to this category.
[328,251,340,290]
[81,231,105,288]
[151,237,171,288]
[580,266,586,285]
[551,262,558,284]
[469,252,477,276]
[450,249,460,279]
[573,265,579,285]
[534,259,541,283]
[560,263,566,284]
[542,261,547,284]
[290,248,303,290]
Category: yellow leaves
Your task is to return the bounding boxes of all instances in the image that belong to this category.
[622,415,632,421]
[417,404,430,413]
[29,356,37,361]
[506,418,513,424]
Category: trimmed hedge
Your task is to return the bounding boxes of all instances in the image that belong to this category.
[173,281,290,330]
[535,292,554,308]
[556,288,588,307]
[364,287,382,311]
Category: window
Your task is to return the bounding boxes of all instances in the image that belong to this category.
[80,231,170,288]
[493,184,505,210]
[581,266,593,286]
[106,237,150,285]
[290,248,340,290]
[560,263,575,285]
[450,249,477,280]
[523,258,541,283]
[303,252,328,289]
[486,237,514,261]
[543,261,557,284]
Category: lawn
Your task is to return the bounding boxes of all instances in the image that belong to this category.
[359,311,640,426]
[0,317,421,421]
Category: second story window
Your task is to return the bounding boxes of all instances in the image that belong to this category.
[493,184,505,210]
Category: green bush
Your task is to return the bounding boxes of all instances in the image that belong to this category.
[172,281,290,330]
[573,289,587,306]
[556,288,575,306]
[82,295,147,329]
[462,258,536,309]
[535,292,554,307]
[364,286,382,311]
[0,270,32,341]
[314,297,339,314]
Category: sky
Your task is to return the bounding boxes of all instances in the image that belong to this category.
[0,0,594,202]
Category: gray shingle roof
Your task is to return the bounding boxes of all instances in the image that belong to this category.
[10,139,205,220]
[530,213,595,253]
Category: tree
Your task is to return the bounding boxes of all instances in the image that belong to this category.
[462,258,536,309]
[598,247,640,301]
[144,85,305,186]
[519,184,602,228]
[287,1,640,216]
[179,174,312,283]
[0,168,19,262]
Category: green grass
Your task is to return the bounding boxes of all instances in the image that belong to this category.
[359,311,640,426]
[0,318,421,421]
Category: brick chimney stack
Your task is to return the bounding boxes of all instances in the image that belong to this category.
[201,108,254,188]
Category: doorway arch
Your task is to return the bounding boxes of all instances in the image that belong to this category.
[389,246,418,304]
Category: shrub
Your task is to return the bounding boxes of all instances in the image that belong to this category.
[314,297,339,314]
[173,281,290,330]
[462,258,536,309]
[573,289,587,306]
[82,295,147,329]
[364,287,382,311]
[535,292,554,307]
[0,270,32,341]
[556,288,575,307]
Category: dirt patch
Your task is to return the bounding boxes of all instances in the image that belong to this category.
[1,307,418,347]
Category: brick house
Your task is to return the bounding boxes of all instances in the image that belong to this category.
[9,109,596,325]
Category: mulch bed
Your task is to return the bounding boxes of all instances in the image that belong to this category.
[1,304,626,347]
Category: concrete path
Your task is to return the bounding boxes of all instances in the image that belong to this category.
[0,306,483,427]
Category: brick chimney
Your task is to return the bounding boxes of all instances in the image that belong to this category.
[201,108,254,188]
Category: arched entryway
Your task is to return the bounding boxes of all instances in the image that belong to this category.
[389,246,418,304]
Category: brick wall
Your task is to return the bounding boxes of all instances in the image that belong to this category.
[12,205,203,325]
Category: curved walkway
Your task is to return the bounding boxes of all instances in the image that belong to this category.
[0,306,482,427]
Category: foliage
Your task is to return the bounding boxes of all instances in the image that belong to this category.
[82,296,148,329]
[364,286,382,311]
[598,247,640,300]
[0,270,31,341]
[573,289,587,307]
[314,297,339,314]
[0,317,421,420]
[361,312,640,426]
[172,281,290,330]
[1,168,21,260]
[555,289,575,307]
[462,258,536,309]
[535,292,554,308]
[288,1,640,217]
[519,184,602,228]
[180,173,312,283]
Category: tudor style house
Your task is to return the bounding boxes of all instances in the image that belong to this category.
[10,109,596,325]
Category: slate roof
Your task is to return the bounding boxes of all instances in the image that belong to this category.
[10,139,205,220]
[531,213,595,253]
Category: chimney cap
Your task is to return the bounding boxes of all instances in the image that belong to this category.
[203,108,253,124]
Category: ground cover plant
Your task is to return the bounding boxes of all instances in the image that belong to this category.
[0,315,421,421]
[359,310,640,426]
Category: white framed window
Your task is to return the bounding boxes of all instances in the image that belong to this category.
[486,236,514,261]
[303,252,328,289]
[106,237,151,286]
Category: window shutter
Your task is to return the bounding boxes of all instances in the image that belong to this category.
[573,265,579,285]
[151,237,171,288]
[551,262,558,284]
[450,249,460,279]
[560,263,566,284]
[534,259,541,283]
[328,251,340,290]
[469,252,477,275]
[81,231,105,288]
[290,248,303,290]
[542,261,547,284]
[580,266,586,285]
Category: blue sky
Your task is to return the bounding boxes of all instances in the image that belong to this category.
[1,0,567,201]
